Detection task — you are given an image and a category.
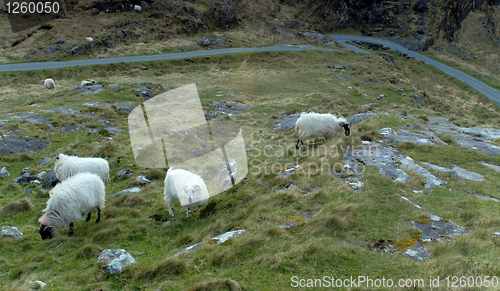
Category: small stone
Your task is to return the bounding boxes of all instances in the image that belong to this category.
[2,226,23,238]
[114,187,141,197]
[0,167,9,178]
[377,95,385,100]
[24,189,33,194]
[38,157,51,166]
[42,169,60,189]
[136,174,151,186]
[117,169,128,178]
[265,147,274,151]
[276,110,286,115]
[192,150,204,157]
[97,249,137,274]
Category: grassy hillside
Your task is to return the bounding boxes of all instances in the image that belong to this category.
[1,47,500,290]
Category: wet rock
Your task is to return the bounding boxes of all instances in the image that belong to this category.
[0,136,50,156]
[38,157,51,166]
[73,85,105,94]
[273,113,302,131]
[204,100,250,120]
[2,225,23,238]
[97,249,137,274]
[11,112,53,127]
[42,169,60,189]
[114,187,141,197]
[0,167,9,178]
[135,88,154,100]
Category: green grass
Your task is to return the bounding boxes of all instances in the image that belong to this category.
[1,49,500,290]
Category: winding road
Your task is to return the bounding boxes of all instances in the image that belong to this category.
[0,34,498,104]
[329,34,500,105]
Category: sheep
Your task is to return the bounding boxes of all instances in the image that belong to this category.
[85,37,94,42]
[295,112,350,149]
[81,80,95,86]
[44,78,55,89]
[134,5,142,12]
[38,172,105,239]
[164,168,209,218]
[54,153,110,184]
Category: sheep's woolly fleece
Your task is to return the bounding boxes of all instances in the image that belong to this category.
[39,173,105,229]
[44,78,55,89]
[54,153,110,184]
[164,168,209,218]
[295,112,349,141]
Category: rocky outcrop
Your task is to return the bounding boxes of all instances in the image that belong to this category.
[439,0,487,42]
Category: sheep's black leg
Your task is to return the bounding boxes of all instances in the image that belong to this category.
[96,207,101,223]
[86,212,91,222]
[296,139,302,149]
[69,223,74,236]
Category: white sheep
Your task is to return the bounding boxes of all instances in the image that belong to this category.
[85,37,94,42]
[134,5,142,12]
[38,172,105,239]
[295,112,350,149]
[54,153,110,184]
[81,80,95,86]
[44,78,55,89]
[164,168,209,218]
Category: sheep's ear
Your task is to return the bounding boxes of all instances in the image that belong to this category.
[339,122,345,126]
[194,185,201,190]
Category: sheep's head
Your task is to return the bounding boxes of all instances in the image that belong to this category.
[339,122,350,136]
[39,224,57,240]
[182,185,201,204]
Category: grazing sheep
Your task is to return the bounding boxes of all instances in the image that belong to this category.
[164,168,209,218]
[134,5,142,12]
[81,80,95,86]
[85,37,94,42]
[44,78,55,89]
[39,173,105,239]
[295,112,350,149]
[54,153,110,184]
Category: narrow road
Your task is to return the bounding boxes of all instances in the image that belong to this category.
[0,45,336,72]
[329,34,500,105]
[0,35,498,104]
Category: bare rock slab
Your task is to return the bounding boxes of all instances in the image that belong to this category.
[420,162,484,181]
[414,216,471,243]
[342,142,445,190]
[114,187,141,197]
[97,249,137,274]
[400,242,429,261]
[2,225,23,238]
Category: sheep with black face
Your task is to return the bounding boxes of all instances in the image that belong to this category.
[295,112,350,149]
